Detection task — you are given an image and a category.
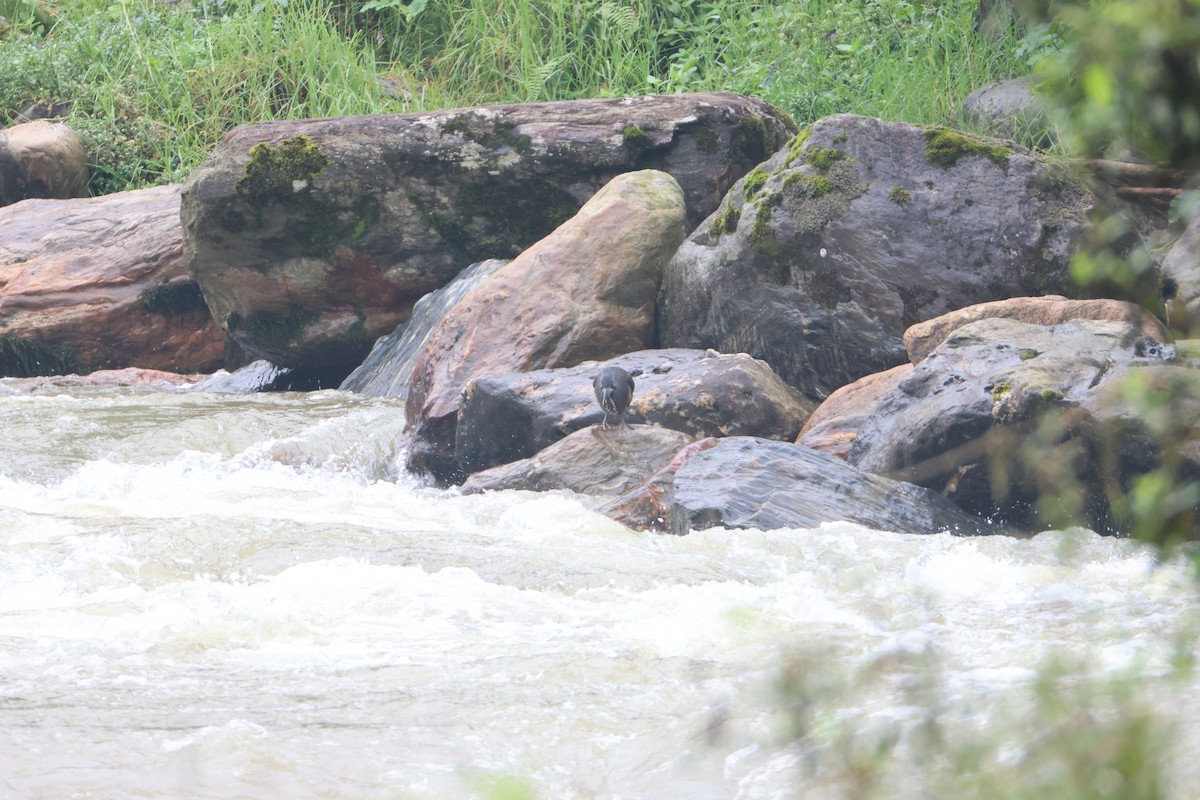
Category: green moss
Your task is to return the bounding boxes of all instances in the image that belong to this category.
[440,114,532,152]
[785,127,812,165]
[622,124,653,150]
[748,191,784,257]
[236,135,330,200]
[832,134,849,145]
[729,113,769,167]
[922,126,1011,170]
[1039,388,1064,403]
[806,146,846,173]
[0,335,78,377]
[457,179,579,258]
[743,167,770,199]
[783,171,833,198]
[236,304,316,351]
[139,280,208,318]
[285,194,380,256]
[766,103,800,134]
[707,201,741,239]
[924,179,936,190]
[1020,348,1040,360]
[991,381,1012,401]
[784,158,868,236]
[888,186,913,206]
[692,119,722,154]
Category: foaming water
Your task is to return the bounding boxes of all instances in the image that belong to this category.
[1,388,1198,799]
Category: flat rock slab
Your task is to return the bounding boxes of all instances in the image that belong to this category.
[0,185,225,376]
[455,348,814,477]
[181,93,794,370]
[461,424,695,496]
[667,437,1006,535]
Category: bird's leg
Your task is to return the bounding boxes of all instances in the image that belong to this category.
[601,412,610,430]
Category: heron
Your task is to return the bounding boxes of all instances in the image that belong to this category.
[593,365,635,429]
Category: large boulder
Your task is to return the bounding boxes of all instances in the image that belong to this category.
[405,170,688,483]
[849,317,1181,531]
[796,363,912,458]
[339,259,506,398]
[180,93,794,373]
[460,424,696,496]
[960,76,1055,149]
[455,348,814,477]
[904,294,1168,363]
[663,437,1007,535]
[660,114,1093,402]
[0,186,225,376]
[1163,202,1200,336]
[0,120,89,206]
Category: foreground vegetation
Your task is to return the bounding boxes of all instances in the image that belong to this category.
[0,0,1026,193]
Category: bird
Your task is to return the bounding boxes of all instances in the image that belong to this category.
[593,365,635,429]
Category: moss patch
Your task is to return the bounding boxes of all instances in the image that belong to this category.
[748,191,784,257]
[0,335,78,377]
[742,167,770,199]
[991,380,1012,401]
[888,186,913,206]
[806,146,846,173]
[1020,348,1040,360]
[236,135,330,200]
[922,127,1011,170]
[707,201,741,239]
[139,280,208,318]
[622,124,653,150]
[785,127,812,165]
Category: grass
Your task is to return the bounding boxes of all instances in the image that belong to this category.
[0,0,1029,194]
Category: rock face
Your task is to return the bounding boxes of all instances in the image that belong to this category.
[660,114,1093,402]
[0,367,206,395]
[455,348,813,477]
[0,186,225,376]
[405,170,688,483]
[339,259,506,398]
[180,93,794,372]
[849,317,1180,530]
[666,437,1005,535]
[461,424,696,496]
[0,121,89,206]
[599,437,721,531]
[904,295,1169,363]
[797,364,912,458]
[1163,203,1200,336]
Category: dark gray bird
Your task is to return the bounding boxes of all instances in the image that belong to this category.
[593,365,635,429]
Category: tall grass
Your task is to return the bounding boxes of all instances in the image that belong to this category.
[0,0,1027,193]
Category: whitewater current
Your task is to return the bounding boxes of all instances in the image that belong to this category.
[0,385,1197,799]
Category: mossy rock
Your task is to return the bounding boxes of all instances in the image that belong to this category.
[0,334,77,377]
[922,127,1011,170]
[236,136,330,201]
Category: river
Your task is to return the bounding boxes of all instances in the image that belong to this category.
[1,384,1197,799]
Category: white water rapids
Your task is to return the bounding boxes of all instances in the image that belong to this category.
[1,385,1198,799]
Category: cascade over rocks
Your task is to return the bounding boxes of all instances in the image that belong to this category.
[455,348,814,478]
[405,169,688,484]
[660,437,1007,535]
[849,316,1182,531]
[0,120,89,206]
[339,259,507,398]
[461,425,697,496]
[181,93,794,372]
[660,113,1093,402]
[0,185,225,377]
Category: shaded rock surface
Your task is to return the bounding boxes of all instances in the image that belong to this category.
[181,93,794,371]
[0,185,225,376]
[904,294,1168,363]
[797,363,912,458]
[1163,202,1200,336]
[340,259,506,398]
[461,424,695,496]
[668,437,1006,535]
[0,120,88,206]
[849,317,1181,530]
[456,348,813,477]
[405,170,688,483]
[660,113,1092,402]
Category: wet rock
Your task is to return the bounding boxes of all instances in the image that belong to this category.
[797,364,912,458]
[461,424,695,496]
[455,348,813,477]
[0,367,205,395]
[660,114,1093,402]
[599,437,720,531]
[960,76,1055,148]
[0,185,225,377]
[904,295,1169,363]
[0,120,88,206]
[181,93,794,371]
[666,437,1004,535]
[339,259,506,398]
[405,170,688,484]
[849,317,1181,531]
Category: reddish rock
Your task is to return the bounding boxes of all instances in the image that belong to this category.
[405,170,687,483]
[598,437,720,532]
[0,185,225,376]
[0,120,88,206]
[797,363,912,458]
[0,368,206,394]
[904,295,1168,364]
